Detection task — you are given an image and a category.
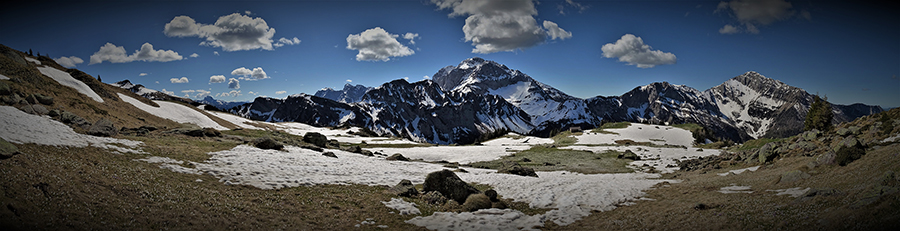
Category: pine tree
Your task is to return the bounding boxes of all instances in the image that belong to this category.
[804,95,833,132]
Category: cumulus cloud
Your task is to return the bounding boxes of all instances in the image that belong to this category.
[209,75,226,83]
[170,77,190,83]
[231,67,269,80]
[164,13,295,51]
[181,89,211,98]
[139,73,149,76]
[274,37,301,47]
[543,21,572,40]
[190,53,199,58]
[558,0,589,15]
[54,56,84,68]
[403,33,419,44]
[719,24,740,34]
[715,0,801,34]
[216,90,242,98]
[228,78,240,89]
[89,42,183,64]
[601,34,677,68]
[433,0,571,54]
[275,90,287,95]
[346,27,415,61]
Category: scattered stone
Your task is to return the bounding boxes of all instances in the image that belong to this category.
[440,200,463,212]
[618,150,641,160]
[300,144,324,152]
[48,109,60,117]
[343,145,373,156]
[758,142,780,164]
[836,127,851,137]
[521,157,531,162]
[326,139,340,149]
[253,137,284,150]
[201,128,221,137]
[322,152,337,158]
[1,137,20,159]
[303,132,328,148]
[388,179,419,198]
[497,161,538,177]
[88,118,117,137]
[778,170,811,184]
[801,129,821,141]
[386,153,409,161]
[423,191,448,205]
[27,94,53,105]
[19,104,48,115]
[462,193,492,212]
[0,81,10,95]
[2,94,24,105]
[423,169,481,204]
[484,189,499,202]
[59,111,90,129]
[693,203,711,210]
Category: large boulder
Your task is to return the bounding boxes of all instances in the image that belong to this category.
[758,142,780,164]
[59,111,91,129]
[253,137,284,150]
[19,104,48,115]
[0,137,19,159]
[497,161,538,177]
[88,118,117,137]
[423,169,481,204]
[0,81,10,95]
[386,153,409,161]
[618,150,641,160]
[26,94,53,105]
[801,129,821,141]
[303,132,328,148]
[462,193,492,212]
[388,179,419,198]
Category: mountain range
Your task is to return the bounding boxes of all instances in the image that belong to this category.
[228,58,883,144]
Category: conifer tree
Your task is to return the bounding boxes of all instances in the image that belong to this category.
[804,95,833,131]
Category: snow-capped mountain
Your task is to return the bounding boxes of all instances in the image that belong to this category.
[431,57,599,134]
[314,83,372,103]
[230,58,882,144]
[112,80,165,100]
[197,96,248,111]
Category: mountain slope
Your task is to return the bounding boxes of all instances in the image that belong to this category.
[314,83,372,103]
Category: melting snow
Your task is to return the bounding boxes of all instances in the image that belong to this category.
[718,184,753,194]
[574,123,695,147]
[37,66,104,102]
[119,93,228,130]
[371,136,552,164]
[382,198,421,215]
[767,187,810,198]
[0,74,9,80]
[0,106,143,154]
[25,57,41,65]
[717,166,760,176]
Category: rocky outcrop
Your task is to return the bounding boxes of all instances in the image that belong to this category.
[423,170,481,204]
[88,118,117,137]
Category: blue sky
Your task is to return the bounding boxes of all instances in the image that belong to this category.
[2,0,897,108]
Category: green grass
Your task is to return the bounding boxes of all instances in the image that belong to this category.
[730,138,784,151]
[551,131,579,146]
[468,146,633,174]
[671,123,703,132]
[590,122,632,134]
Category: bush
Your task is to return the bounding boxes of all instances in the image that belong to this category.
[804,95,833,132]
[835,145,865,166]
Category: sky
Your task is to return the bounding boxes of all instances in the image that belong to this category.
[1,0,897,108]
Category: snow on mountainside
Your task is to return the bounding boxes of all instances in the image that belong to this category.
[197,96,248,111]
[314,83,372,103]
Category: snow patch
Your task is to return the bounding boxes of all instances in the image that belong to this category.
[0,106,143,154]
[119,93,227,130]
[37,66,104,102]
[718,184,753,194]
[0,74,9,80]
[767,187,810,198]
[717,166,760,176]
[382,198,421,215]
[25,57,41,65]
[407,209,543,231]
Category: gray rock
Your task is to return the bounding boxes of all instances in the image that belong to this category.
[386,153,409,161]
[253,137,284,150]
[388,179,419,198]
[26,94,53,105]
[0,81,10,95]
[778,170,811,184]
[758,142,780,164]
[59,111,90,129]
[423,169,481,204]
[618,150,641,160]
[48,109,60,117]
[19,104,48,115]
[88,118,117,137]
[801,129,821,141]
[3,94,24,105]
[1,137,20,159]
[811,151,837,167]
[484,189,499,202]
[322,152,337,158]
[836,127,851,137]
[303,132,328,148]
[201,128,221,137]
[462,193,492,212]
[342,145,373,156]
[326,139,340,149]
[423,191,448,205]
[497,161,538,177]
[848,126,861,135]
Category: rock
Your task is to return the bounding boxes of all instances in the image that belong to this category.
[303,132,328,148]
[326,139,340,149]
[26,94,53,105]
[497,161,538,177]
[300,144,324,152]
[440,200,463,212]
[386,153,409,161]
[778,170,811,184]
[48,109,60,117]
[462,193,492,212]
[491,201,508,209]
[801,129,821,141]
[322,152,337,158]
[836,127,851,137]
[1,137,20,159]
[343,145,373,156]
[59,111,91,129]
[388,179,419,198]
[693,203,711,210]
[484,189,499,202]
[201,128,221,137]
[0,81,10,95]
[2,94,24,105]
[848,126,861,135]
[19,104,48,115]
[758,142,780,164]
[88,118,117,137]
[423,191,448,205]
[423,169,481,204]
[788,141,816,151]
[618,150,641,160]
[839,136,860,148]
[811,151,837,168]
[253,137,284,150]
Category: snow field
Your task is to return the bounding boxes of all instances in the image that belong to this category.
[574,123,695,147]
[0,106,143,154]
[36,66,104,102]
[382,198,421,215]
[369,135,552,164]
[562,145,721,174]
[119,93,228,130]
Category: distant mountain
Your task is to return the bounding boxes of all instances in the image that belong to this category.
[197,96,248,111]
[231,58,883,144]
[314,83,372,103]
[111,79,196,105]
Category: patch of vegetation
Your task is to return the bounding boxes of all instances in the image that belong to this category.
[467,146,633,174]
[475,128,510,144]
[355,142,436,149]
[695,140,735,149]
[730,138,784,151]
[672,123,719,145]
[804,94,833,132]
[128,133,241,163]
[836,145,866,166]
[551,131,579,146]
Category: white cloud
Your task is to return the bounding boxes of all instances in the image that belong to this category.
[231,67,269,80]
[558,0,589,15]
[139,73,149,76]
[543,21,572,40]
[719,24,740,34]
[433,0,571,54]
[164,13,288,51]
[160,89,175,95]
[54,56,84,68]
[228,78,240,89]
[715,0,800,34]
[423,75,431,80]
[346,27,415,61]
[275,90,287,95]
[403,77,410,81]
[346,79,352,82]
[209,75,226,83]
[216,90,242,98]
[403,33,419,44]
[89,42,183,64]
[274,37,301,47]
[213,51,220,56]
[190,53,199,58]
[601,34,677,68]
[170,77,190,83]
